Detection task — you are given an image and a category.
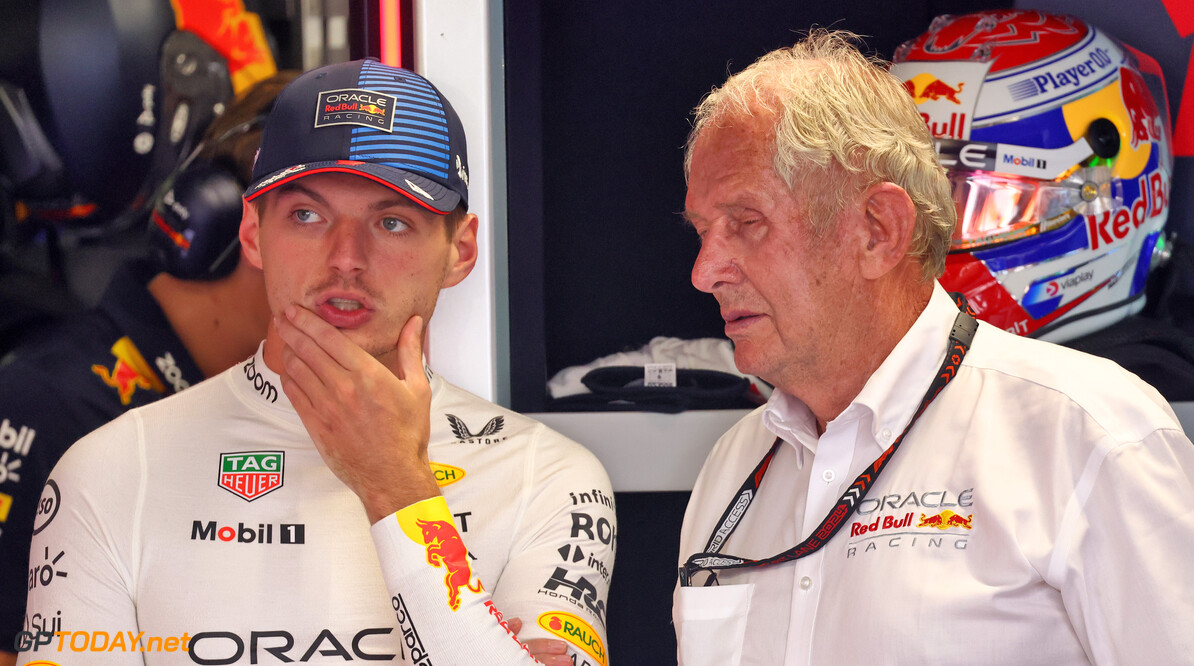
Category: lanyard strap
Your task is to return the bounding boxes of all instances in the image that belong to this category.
[680,294,977,587]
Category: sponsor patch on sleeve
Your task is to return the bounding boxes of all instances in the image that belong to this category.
[537,610,606,666]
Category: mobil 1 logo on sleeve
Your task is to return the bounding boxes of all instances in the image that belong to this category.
[218,451,284,501]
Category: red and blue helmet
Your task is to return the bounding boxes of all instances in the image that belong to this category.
[892,10,1172,341]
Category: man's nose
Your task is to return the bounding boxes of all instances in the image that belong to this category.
[327,221,368,275]
[691,229,740,293]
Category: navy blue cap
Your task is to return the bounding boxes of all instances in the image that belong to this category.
[245,59,469,214]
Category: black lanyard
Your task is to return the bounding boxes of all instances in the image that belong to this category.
[679,294,978,587]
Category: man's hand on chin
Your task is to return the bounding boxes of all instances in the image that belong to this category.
[275,306,440,522]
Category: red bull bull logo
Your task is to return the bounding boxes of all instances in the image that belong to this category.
[415,519,483,611]
[917,510,973,530]
[91,337,166,405]
[905,76,966,104]
[1119,66,1162,150]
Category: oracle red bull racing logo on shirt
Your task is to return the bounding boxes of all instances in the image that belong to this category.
[217,452,284,501]
[846,487,975,558]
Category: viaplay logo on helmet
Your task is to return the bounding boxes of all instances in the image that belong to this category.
[218,451,284,501]
[315,88,397,132]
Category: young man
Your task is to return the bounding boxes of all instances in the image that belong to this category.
[21,60,613,666]
[674,31,1194,664]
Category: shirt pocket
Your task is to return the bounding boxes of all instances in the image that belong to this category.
[674,583,754,666]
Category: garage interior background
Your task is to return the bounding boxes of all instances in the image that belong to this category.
[3,0,1194,663]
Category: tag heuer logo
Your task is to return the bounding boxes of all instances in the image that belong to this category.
[219,451,284,501]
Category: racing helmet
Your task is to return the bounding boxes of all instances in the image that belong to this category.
[891,10,1173,342]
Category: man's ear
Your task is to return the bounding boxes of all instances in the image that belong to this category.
[239,198,264,271]
[443,213,479,288]
[858,182,917,280]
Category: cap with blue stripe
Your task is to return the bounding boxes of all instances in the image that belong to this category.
[245,58,469,214]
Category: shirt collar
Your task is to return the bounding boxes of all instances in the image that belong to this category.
[763,282,959,456]
[235,342,445,422]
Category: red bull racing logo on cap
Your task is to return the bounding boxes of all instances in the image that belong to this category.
[92,337,166,405]
[218,451,284,501]
[316,89,397,132]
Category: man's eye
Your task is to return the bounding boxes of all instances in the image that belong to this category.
[294,209,323,224]
[381,217,409,233]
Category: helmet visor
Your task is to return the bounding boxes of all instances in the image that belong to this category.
[949,166,1117,251]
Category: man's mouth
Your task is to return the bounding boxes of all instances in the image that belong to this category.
[327,297,363,312]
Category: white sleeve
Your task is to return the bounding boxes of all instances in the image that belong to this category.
[1052,426,1194,663]
[488,434,614,666]
[18,416,145,666]
[371,496,546,664]
[371,432,615,666]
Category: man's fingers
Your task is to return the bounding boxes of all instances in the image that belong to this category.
[395,315,425,382]
[281,305,360,372]
[280,345,326,401]
[522,638,571,665]
[505,617,571,665]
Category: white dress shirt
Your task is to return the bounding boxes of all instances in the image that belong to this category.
[675,283,1194,665]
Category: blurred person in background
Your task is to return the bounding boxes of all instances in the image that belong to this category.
[0,70,296,664]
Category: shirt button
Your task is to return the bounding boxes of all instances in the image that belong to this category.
[880,428,892,441]
[821,469,836,483]
[800,576,812,590]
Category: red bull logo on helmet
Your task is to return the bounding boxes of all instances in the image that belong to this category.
[906,76,966,104]
[1119,66,1163,150]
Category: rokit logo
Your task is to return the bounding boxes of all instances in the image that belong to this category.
[570,511,617,550]
[446,414,506,444]
[190,521,305,544]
